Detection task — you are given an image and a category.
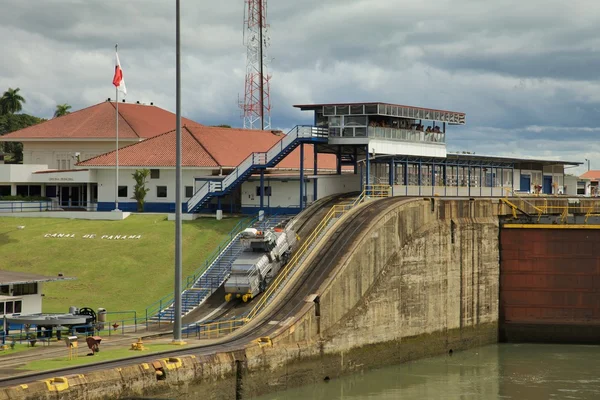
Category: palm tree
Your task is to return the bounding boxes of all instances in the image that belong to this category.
[54,104,72,118]
[0,88,26,115]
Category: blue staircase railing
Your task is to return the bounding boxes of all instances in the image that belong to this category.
[187,125,328,213]
[147,212,293,323]
[145,216,255,321]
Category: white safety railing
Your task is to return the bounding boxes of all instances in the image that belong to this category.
[187,126,328,212]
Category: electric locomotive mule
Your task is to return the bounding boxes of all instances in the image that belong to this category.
[224,227,297,302]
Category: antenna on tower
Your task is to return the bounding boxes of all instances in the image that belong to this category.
[239,0,271,130]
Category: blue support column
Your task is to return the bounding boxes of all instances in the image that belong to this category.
[511,166,515,194]
[468,166,471,197]
[360,163,364,191]
[353,147,358,174]
[418,160,422,196]
[389,159,394,196]
[404,161,408,196]
[491,167,493,196]
[300,143,305,210]
[480,166,483,196]
[432,163,435,196]
[443,164,447,197]
[365,146,370,191]
[260,170,265,210]
[217,196,221,212]
[500,167,503,197]
[336,145,342,175]
[457,166,460,196]
[314,144,318,202]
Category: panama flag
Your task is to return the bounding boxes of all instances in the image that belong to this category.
[112,52,127,95]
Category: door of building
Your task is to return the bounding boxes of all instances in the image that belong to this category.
[520,175,531,192]
[71,186,81,206]
[543,176,553,194]
[60,186,70,207]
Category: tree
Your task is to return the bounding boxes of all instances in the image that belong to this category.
[0,113,45,163]
[54,104,72,118]
[0,88,26,115]
[131,169,151,212]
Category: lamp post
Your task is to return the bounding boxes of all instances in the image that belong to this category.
[173,0,184,346]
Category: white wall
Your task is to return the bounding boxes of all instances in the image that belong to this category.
[370,139,446,158]
[564,175,578,196]
[316,174,360,198]
[240,174,361,209]
[326,138,447,158]
[0,287,42,316]
[22,140,139,167]
[96,168,215,203]
[241,178,310,208]
[0,164,49,183]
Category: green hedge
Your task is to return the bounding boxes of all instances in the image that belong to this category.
[0,196,50,201]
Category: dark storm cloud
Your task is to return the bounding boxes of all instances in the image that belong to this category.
[425,50,600,82]
[1,0,599,175]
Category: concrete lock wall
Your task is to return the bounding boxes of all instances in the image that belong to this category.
[1,198,503,399]
[240,199,500,397]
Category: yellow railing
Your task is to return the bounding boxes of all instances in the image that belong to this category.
[188,185,392,338]
[192,318,247,339]
[502,189,600,223]
[246,184,390,321]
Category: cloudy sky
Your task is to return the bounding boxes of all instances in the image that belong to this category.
[1,0,598,174]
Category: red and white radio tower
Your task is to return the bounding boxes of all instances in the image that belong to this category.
[240,0,271,130]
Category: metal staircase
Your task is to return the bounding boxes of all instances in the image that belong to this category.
[187,125,328,213]
[151,214,292,322]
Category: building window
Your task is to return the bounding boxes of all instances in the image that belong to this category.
[157,186,167,198]
[0,186,10,197]
[151,169,160,179]
[15,300,22,313]
[46,185,57,198]
[5,302,13,314]
[255,186,272,196]
[0,286,8,296]
[118,186,128,198]
[185,186,194,198]
[0,303,4,315]
[13,283,37,296]
[16,185,28,197]
[29,185,42,197]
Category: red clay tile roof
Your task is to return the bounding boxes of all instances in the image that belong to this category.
[0,101,201,140]
[579,170,600,180]
[78,125,341,170]
[79,128,218,167]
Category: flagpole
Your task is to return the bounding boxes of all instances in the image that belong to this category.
[114,44,120,212]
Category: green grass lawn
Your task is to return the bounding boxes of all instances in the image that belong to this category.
[0,343,33,357]
[0,215,243,315]
[19,343,185,371]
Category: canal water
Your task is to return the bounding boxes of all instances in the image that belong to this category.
[252,344,600,400]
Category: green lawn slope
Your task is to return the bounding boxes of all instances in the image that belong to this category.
[0,215,243,315]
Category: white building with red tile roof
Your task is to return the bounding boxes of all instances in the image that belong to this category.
[0,100,358,214]
[0,99,583,216]
[76,125,356,213]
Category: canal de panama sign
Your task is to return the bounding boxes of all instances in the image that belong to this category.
[44,233,142,240]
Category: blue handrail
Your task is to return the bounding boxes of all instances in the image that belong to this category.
[145,214,258,319]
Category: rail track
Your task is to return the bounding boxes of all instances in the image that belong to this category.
[0,195,406,388]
